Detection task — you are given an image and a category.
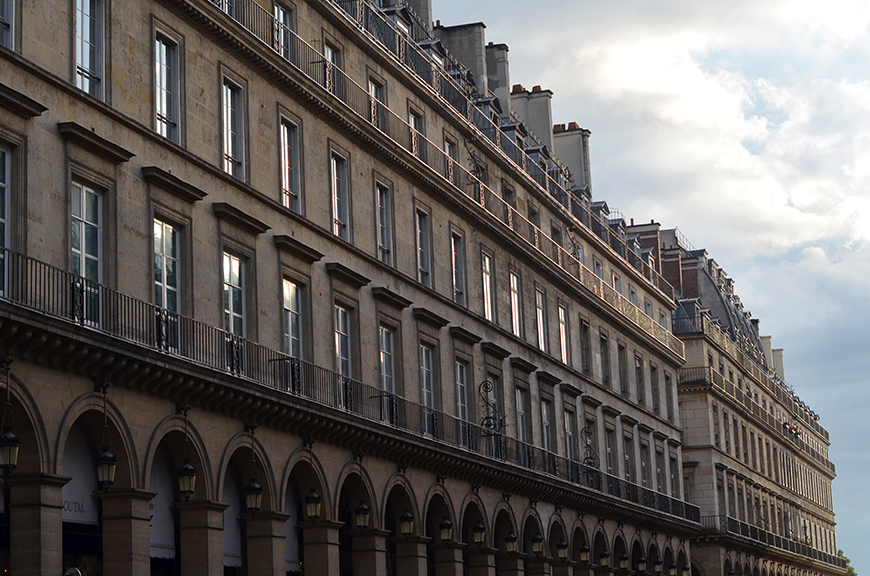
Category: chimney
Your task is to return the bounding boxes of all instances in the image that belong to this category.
[532,85,542,92]
[511,83,525,93]
[568,121,580,130]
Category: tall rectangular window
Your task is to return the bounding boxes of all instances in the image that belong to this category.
[516,387,530,444]
[222,252,244,336]
[455,360,468,422]
[222,79,244,178]
[71,182,101,324]
[612,273,621,294]
[558,304,569,365]
[656,451,665,492]
[604,429,614,474]
[323,43,341,97]
[75,0,102,98]
[579,319,591,375]
[0,0,12,48]
[635,355,645,407]
[564,411,576,460]
[153,219,178,313]
[155,34,179,141]
[670,456,679,498]
[379,325,395,394]
[415,208,431,287]
[723,410,731,453]
[650,364,660,415]
[600,333,611,388]
[280,119,300,212]
[283,279,302,357]
[451,232,466,306]
[665,373,674,422]
[334,304,351,377]
[375,183,392,265]
[420,344,435,435]
[481,251,495,319]
[0,146,8,293]
[541,399,553,452]
[368,79,385,129]
[509,270,522,337]
[640,444,650,487]
[273,4,292,59]
[331,153,349,239]
[623,436,634,482]
[535,287,547,351]
[444,138,460,187]
[618,344,628,397]
[409,110,425,160]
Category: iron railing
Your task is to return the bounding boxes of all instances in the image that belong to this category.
[699,515,845,568]
[676,367,834,474]
[0,247,699,523]
[200,0,684,356]
[673,316,828,442]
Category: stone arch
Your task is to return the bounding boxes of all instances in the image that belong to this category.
[546,513,567,561]
[2,369,51,475]
[677,548,689,574]
[459,495,487,546]
[612,532,628,570]
[647,541,661,574]
[143,410,214,502]
[216,428,278,513]
[423,483,457,536]
[334,459,378,528]
[592,527,609,567]
[281,447,330,521]
[631,537,645,572]
[56,390,140,489]
[570,521,590,564]
[381,473,420,533]
[662,545,675,575]
[520,509,544,557]
[492,503,517,555]
[336,464,378,576]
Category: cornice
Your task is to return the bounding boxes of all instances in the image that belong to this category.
[58,121,134,164]
[142,166,208,203]
[213,202,270,235]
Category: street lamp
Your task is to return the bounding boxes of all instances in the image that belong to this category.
[354,500,371,531]
[619,553,629,570]
[654,559,663,575]
[579,544,591,564]
[599,550,611,568]
[638,556,647,573]
[557,539,569,562]
[399,510,414,537]
[0,355,18,475]
[305,488,322,523]
[243,423,262,516]
[505,532,518,555]
[472,522,486,547]
[176,404,196,501]
[439,518,453,543]
[96,382,116,492]
[531,532,544,557]
[669,562,678,576]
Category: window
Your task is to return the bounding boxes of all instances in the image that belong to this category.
[330,152,349,239]
[515,387,530,444]
[0,0,12,48]
[375,182,392,265]
[368,79,385,129]
[222,79,244,178]
[509,270,522,337]
[71,182,101,324]
[612,273,621,294]
[628,285,637,306]
[456,360,468,421]
[665,373,674,422]
[644,299,653,317]
[656,451,664,492]
[579,319,591,375]
[409,110,425,160]
[75,0,103,97]
[593,257,603,278]
[222,252,244,336]
[659,311,667,328]
[541,399,553,452]
[273,4,293,59]
[558,304,570,365]
[535,287,547,351]
[420,344,435,435]
[451,232,466,305]
[670,456,679,498]
[155,34,179,141]
[635,355,645,407]
[153,219,179,314]
[379,325,395,394]
[280,119,300,212]
[600,333,611,388]
[323,43,341,96]
[640,444,650,487]
[617,344,628,397]
[415,207,431,287]
[723,409,731,453]
[283,278,302,357]
[650,364,660,415]
[481,251,495,319]
[334,304,351,377]
[0,146,8,293]
[623,436,634,482]
[564,411,576,460]
[604,429,614,474]
[444,137,460,187]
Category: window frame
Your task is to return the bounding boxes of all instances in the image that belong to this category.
[534,285,547,352]
[450,229,466,306]
[379,324,396,394]
[415,204,432,287]
[557,302,570,365]
[153,217,180,314]
[330,149,350,240]
[74,0,104,98]
[374,179,393,265]
[222,251,245,337]
[334,302,352,378]
[0,0,14,49]
[480,248,496,320]
[280,115,302,212]
[283,277,303,358]
[221,75,246,179]
[154,31,180,142]
[509,268,523,337]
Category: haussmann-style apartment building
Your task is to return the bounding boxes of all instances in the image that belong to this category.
[0,0,845,575]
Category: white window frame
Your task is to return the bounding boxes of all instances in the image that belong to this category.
[283,278,302,358]
[541,399,553,452]
[222,79,245,178]
[280,118,300,212]
[0,0,13,48]
[455,360,468,422]
[564,410,575,460]
[155,33,179,141]
[415,207,431,287]
[273,3,292,60]
[331,152,349,239]
[222,252,244,337]
[558,303,569,365]
[334,304,351,378]
[0,146,8,295]
[481,251,495,321]
[420,343,435,435]
[379,325,395,394]
[75,0,103,98]
[509,270,522,337]
[153,218,179,313]
[516,387,529,444]
[375,182,392,265]
[535,287,547,351]
[451,231,466,305]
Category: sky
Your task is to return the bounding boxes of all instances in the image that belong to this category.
[432,0,870,571]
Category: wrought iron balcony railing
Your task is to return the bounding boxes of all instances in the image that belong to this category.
[677,366,834,474]
[673,316,827,442]
[699,515,845,569]
[0,247,699,523]
[195,0,684,357]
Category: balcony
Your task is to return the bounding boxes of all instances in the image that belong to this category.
[676,366,834,474]
[673,315,828,441]
[191,0,684,357]
[699,515,846,569]
[0,247,699,523]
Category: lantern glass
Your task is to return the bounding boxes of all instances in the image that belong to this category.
[557,539,568,561]
[439,518,453,543]
[177,459,197,501]
[244,478,263,514]
[620,553,630,570]
[305,488,322,522]
[0,429,20,472]
[472,522,486,546]
[399,510,414,537]
[639,557,647,572]
[354,501,370,531]
[505,532,518,554]
[600,551,611,568]
[579,545,591,564]
[531,532,544,556]
[96,448,117,490]
[654,560,663,575]
[669,562,678,576]
[682,565,690,576]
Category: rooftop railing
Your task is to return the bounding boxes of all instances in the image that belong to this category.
[699,515,845,569]
[200,0,685,357]
[673,316,827,442]
[0,247,699,523]
[677,366,834,474]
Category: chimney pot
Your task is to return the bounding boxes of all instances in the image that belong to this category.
[568,121,580,130]
[488,41,493,45]
[532,85,542,92]
[631,218,634,226]
[436,19,441,26]
[511,84,525,93]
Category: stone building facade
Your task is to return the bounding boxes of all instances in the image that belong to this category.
[629,223,845,576]
[0,0,703,575]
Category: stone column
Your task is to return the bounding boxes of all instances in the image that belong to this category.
[97,488,157,576]
[497,552,525,576]
[552,560,576,576]
[7,473,69,576]
[433,541,465,576]
[467,547,497,576]
[245,511,291,576]
[175,500,229,576]
[300,519,344,576]
[352,528,389,576]
[526,556,551,576]
[394,535,430,576]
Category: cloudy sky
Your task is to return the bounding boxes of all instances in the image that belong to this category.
[433,0,870,570]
